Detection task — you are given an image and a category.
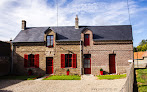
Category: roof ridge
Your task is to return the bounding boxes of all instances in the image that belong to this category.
[25,25,132,28]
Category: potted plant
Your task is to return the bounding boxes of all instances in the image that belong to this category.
[67,69,69,75]
[100,68,103,75]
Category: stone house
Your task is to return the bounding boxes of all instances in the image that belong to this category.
[12,16,133,75]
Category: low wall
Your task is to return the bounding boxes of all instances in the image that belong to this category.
[119,62,134,92]
[0,56,10,76]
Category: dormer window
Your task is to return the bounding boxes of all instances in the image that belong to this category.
[47,35,54,47]
[84,34,90,46]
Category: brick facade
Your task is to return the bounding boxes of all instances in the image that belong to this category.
[13,29,133,75]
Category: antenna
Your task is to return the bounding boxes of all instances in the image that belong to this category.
[56,0,58,26]
[127,0,131,25]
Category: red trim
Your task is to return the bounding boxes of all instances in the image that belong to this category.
[109,54,116,73]
[46,57,53,74]
[61,54,65,68]
[84,34,90,46]
[72,54,77,68]
[34,54,39,68]
[24,54,28,68]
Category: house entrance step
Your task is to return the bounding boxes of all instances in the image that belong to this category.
[81,74,97,80]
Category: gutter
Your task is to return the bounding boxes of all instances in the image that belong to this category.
[11,42,13,74]
[80,40,82,75]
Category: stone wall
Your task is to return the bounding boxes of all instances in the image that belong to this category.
[119,62,134,92]
[13,29,133,76]
[13,42,81,75]
[0,41,11,76]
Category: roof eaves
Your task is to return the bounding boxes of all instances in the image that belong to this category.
[56,40,80,42]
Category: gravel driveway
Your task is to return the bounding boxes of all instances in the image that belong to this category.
[0,76,126,92]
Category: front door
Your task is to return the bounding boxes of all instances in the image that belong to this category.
[109,54,116,74]
[84,58,91,74]
[46,57,53,74]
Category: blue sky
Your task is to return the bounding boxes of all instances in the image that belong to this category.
[0,0,147,46]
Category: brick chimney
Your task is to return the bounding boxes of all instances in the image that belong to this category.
[22,20,26,30]
[75,15,79,29]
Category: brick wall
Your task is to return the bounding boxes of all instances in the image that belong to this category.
[81,29,133,75]
[13,29,133,75]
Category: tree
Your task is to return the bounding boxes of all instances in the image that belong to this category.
[139,39,147,46]
[137,45,142,51]
[135,39,147,52]
[133,47,137,52]
[142,44,147,51]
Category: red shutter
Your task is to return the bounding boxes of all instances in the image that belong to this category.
[72,54,77,68]
[61,54,65,68]
[24,54,28,68]
[34,54,39,68]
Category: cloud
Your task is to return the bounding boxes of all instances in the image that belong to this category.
[0,0,146,42]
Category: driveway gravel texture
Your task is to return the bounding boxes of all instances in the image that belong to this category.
[0,76,126,92]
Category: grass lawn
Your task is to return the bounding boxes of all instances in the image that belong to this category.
[97,74,126,80]
[43,75,81,80]
[136,68,147,92]
[0,75,38,80]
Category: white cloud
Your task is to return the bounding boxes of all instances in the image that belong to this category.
[0,0,146,41]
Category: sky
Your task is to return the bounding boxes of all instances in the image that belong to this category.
[0,0,147,47]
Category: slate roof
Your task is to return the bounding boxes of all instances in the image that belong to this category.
[12,25,133,43]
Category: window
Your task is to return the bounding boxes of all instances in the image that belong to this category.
[28,54,34,67]
[61,54,77,68]
[47,35,54,47]
[24,54,39,68]
[65,54,72,67]
[84,54,91,68]
[84,34,90,46]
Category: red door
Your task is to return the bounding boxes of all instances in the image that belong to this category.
[109,54,116,74]
[84,58,91,74]
[46,57,53,74]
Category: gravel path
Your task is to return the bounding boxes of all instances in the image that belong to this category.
[0,76,126,92]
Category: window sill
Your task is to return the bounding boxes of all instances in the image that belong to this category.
[47,46,54,48]
[64,67,77,68]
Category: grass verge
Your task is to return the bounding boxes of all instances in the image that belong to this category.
[0,75,39,80]
[136,68,147,92]
[43,75,81,80]
[97,74,126,80]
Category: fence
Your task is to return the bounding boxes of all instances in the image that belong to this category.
[119,62,134,92]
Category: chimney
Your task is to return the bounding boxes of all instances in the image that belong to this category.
[75,15,79,29]
[22,20,26,30]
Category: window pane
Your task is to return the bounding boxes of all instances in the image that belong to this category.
[28,54,34,67]
[51,41,53,46]
[47,40,50,46]
[84,63,87,68]
[84,59,87,68]
[84,54,91,58]
[51,36,53,39]
[47,36,50,39]
[65,54,72,67]
[47,35,53,47]
[65,58,68,67]
[69,59,72,67]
